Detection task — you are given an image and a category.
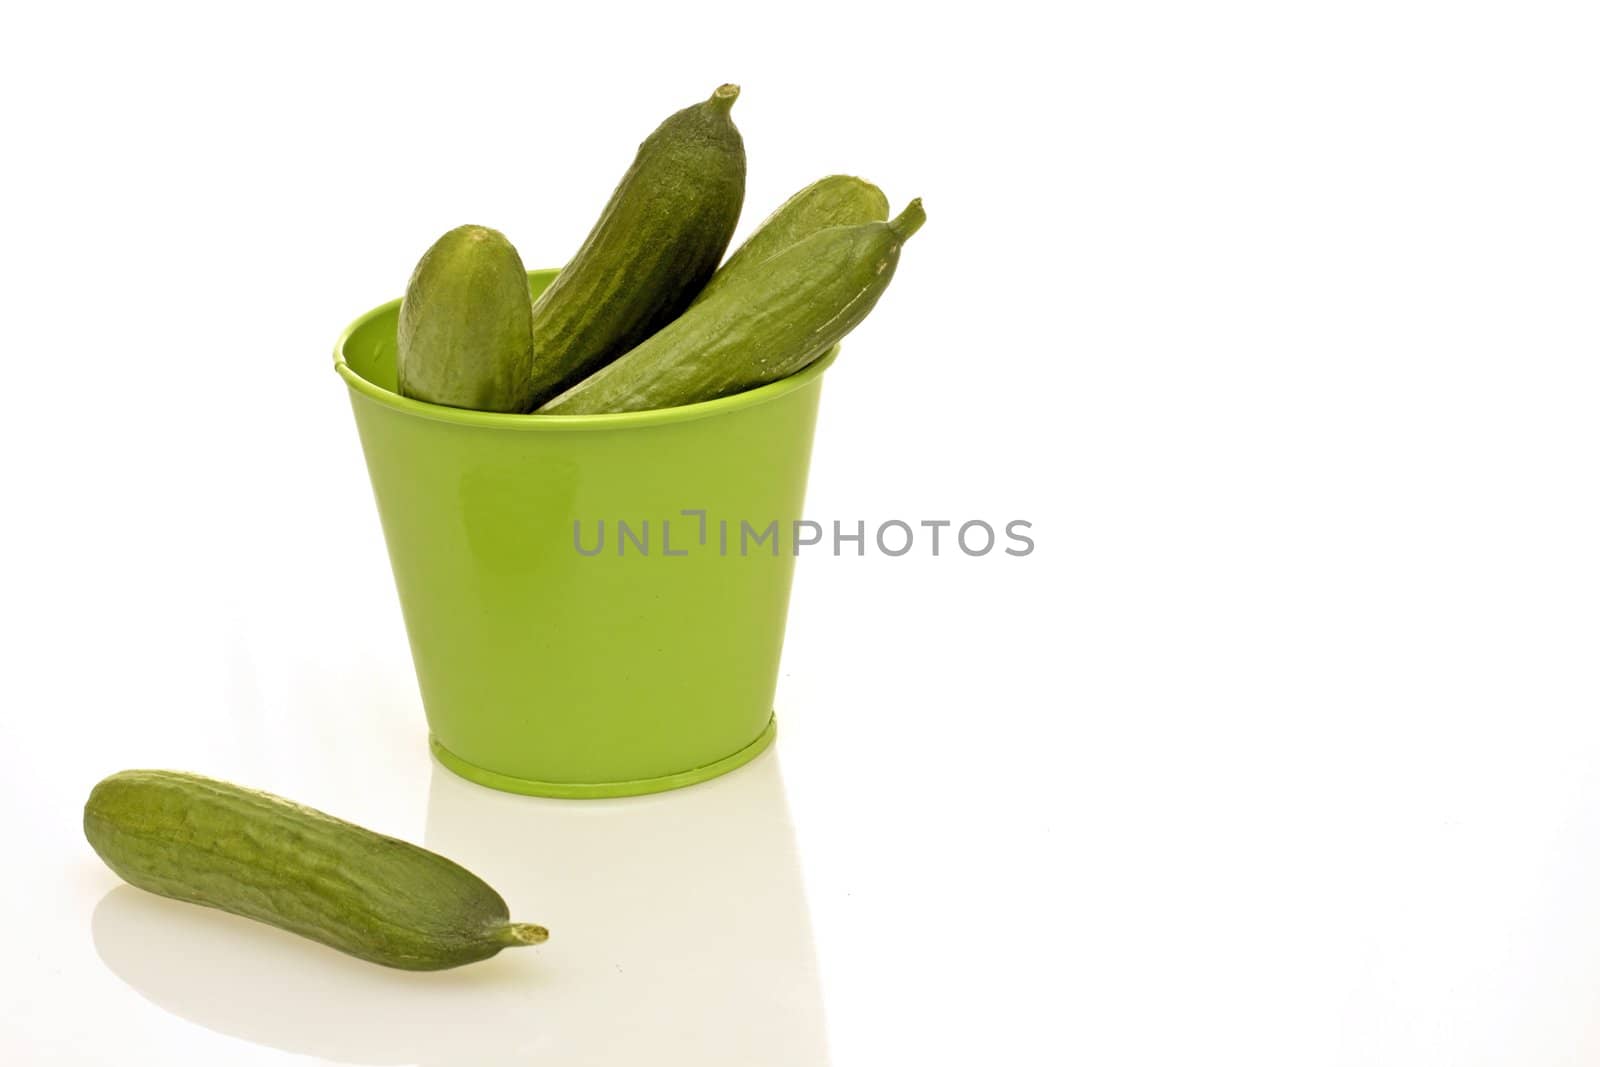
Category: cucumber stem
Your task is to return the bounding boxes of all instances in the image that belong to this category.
[499,922,550,947]
[708,83,741,112]
[888,198,926,242]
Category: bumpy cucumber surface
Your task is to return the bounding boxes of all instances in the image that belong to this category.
[524,84,746,405]
[539,199,925,415]
[83,770,547,971]
[396,224,536,413]
[691,175,888,307]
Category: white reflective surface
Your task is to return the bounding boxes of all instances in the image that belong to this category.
[85,754,825,1066]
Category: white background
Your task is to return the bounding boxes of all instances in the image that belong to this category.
[3,2,1598,1064]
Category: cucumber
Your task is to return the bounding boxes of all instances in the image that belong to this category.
[396,224,536,413]
[83,770,548,971]
[690,175,888,307]
[524,84,746,405]
[538,199,926,415]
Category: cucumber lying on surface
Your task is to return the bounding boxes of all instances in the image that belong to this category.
[538,199,926,415]
[83,770,548,971]
[524,83,747,406]
[691,174,889,307]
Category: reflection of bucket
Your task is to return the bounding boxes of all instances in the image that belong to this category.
[335,270,835,798]
[424,751,828,1064]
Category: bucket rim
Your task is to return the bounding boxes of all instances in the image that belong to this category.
[334,269,839,432]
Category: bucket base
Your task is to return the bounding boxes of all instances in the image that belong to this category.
[428,716,778,799]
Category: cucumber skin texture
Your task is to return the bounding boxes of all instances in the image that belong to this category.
[690,175,888,307]
[397,224,536,413]
[525,85,746,406]
[83,770,546,971]
[539,200,926,415]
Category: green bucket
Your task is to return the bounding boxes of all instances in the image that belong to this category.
[335,270,833,799]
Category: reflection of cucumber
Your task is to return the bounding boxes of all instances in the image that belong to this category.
[525,84,746,405]
[83,770,548,971]
[396,225,536,412]
[692,175,889,307]
[540,200,925,415]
